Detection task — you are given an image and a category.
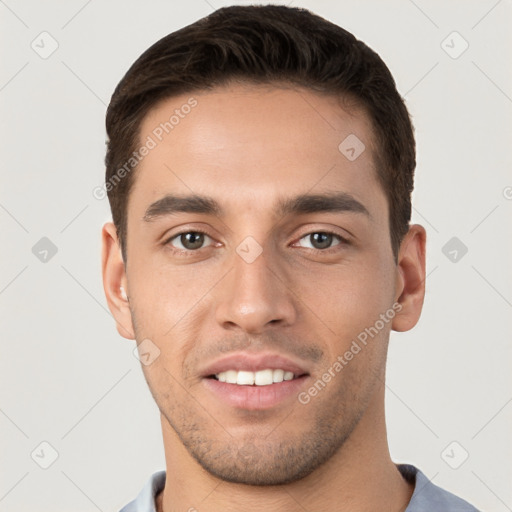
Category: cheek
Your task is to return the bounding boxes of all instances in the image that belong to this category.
[292,257,396,350]
[128,255,216,333]
[127,261,216,382]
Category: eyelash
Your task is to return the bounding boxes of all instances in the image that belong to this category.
[164,229,349,255]
[164,229,214,255]
[294,231,349,252]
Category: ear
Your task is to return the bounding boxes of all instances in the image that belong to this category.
[101,222,135,339]
[392,224,426,332]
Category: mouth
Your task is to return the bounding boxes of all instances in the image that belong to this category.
[200,353,310,410]
[208,368,306,386]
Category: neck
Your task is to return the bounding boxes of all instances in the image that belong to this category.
[157,386,413,512]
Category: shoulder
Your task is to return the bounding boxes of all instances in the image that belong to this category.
[399,464,480,512]
[119,470,166,512]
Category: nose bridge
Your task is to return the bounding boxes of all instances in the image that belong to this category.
[215,241,295,333]
[234,248,275,302]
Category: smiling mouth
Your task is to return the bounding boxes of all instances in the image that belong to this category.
[208,369,308,386]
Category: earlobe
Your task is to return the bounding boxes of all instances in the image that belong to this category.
[391,224,427,332]
[101,222,135,340]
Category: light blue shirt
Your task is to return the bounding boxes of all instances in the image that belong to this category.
[119,464,479,511]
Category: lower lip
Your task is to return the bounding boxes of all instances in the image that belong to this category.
[202,376,309,410]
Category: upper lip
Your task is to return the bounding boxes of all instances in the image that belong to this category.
[200,352,310,377]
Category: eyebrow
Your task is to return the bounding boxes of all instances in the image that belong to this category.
[277,192,370,218]
[143,194,220,221]
[142,192,370,222]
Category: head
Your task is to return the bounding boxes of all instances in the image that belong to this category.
[102,5,425,486]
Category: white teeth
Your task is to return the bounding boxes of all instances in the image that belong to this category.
[225,370,238,384]
[237,371,255,385]
[255,369,273,386]
[272,369,284,383]
[215,369,297,385]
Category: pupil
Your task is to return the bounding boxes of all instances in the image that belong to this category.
[181,232,204,250]
[311,232,332,249]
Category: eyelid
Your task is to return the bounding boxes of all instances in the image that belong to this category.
[164,228,218,252]
[161,222,218,243]
[293,225,352,243]
[292,231,348,250]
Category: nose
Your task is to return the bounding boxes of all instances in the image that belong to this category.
[215,246,297,334]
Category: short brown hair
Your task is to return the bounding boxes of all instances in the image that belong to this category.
[105,5,415,262]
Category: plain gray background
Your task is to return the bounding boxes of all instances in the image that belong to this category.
[1,1,511,510]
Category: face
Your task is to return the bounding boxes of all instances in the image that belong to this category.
[102,84,425,485]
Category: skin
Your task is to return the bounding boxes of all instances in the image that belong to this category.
[102,84,426,512]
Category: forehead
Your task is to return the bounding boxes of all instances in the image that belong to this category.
[129,84,385,219]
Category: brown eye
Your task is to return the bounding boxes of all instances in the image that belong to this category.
[297,232,342,250]
[169,232,211,250]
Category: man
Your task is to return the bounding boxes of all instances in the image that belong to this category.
[101,5,479,511]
